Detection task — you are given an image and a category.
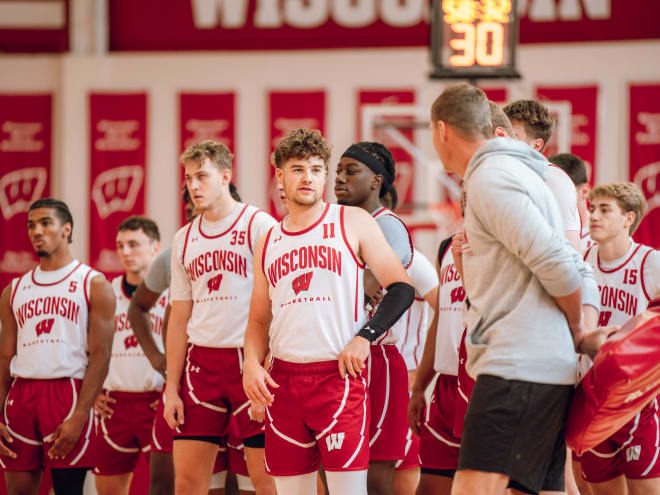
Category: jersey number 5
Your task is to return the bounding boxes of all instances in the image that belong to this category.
[69,281,77,293]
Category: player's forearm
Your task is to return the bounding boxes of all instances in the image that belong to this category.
[73,348,110,419]
[412,313,438,394]
[128,303,163,361]
[0,358,12,409]
[553,287,584,338]
[165,321,188,394]
[243,321,270,367]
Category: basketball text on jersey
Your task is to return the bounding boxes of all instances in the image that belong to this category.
[266,244,342,287]
[184,249,247,281]
[15,296,81,328]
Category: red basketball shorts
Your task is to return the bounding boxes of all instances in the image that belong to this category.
[150,391,173,453]
[176,345,264,440]
[0,377,95,470]
[419,374,461,471]
[93,390,160,476]
[396,428,420,471]
[265,359,369,476]
[367,344,409,461]
[227,415,249,477]
[579,399,660,482]
[454,327,474,438]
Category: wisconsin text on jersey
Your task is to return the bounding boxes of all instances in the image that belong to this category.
[598,284,640,322]
[266,244,342,287]
[15,296,81,327]
[184,249,248,281]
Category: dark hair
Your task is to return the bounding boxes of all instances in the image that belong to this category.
[271,128,331,169]
[548,153,588,187]
[381,186,399,210]
[503,100,554,151]
[353,141,396,198]
[117,216,160,242]
[29,198,74,243]
[182,185,191,205]
[229,182,241,202]
[180,140,233,171]
[431,83,492,140]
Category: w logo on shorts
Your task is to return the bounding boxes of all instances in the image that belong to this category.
[325,432,345,452]
[626,445,642,462]
[35,318,54,336]
[207,274,223,294]
[292,272,313,295]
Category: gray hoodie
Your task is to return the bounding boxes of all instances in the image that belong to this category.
[462,138,595,385]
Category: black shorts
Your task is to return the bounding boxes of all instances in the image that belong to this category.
[457,374,573,495]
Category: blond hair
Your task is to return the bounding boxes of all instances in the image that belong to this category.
[180,141,233,171]
[589,182,647,235]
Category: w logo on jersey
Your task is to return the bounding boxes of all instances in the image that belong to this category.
[124,335,139,349]
[292,272,313,295]
[207,274,223,294]
[598,311,612,327]
[35,318,54,337]
[325,432,345,452]
[451,287,466,304]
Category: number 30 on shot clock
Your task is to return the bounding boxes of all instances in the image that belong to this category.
[431,0,520,79]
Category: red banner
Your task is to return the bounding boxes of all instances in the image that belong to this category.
[0,0,69,53]
[108,0,660,52]
[358,90,416,210]
[629,84,660,248]
[268,91,325,220]
[179,92,235,224]
[536,85,599,185]
[89,93,147,276]
[481,87,508,104]
[0,94,51,290]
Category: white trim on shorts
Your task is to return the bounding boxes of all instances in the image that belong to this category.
[369,345,390,447]
[642,399,660,477]
[185,345,228,413]
[265,406,316,449]
[342,377,368,469]
[423,381,460,449]
[4,380,42,446]
[99,416,140,454]
[315,376,350,440]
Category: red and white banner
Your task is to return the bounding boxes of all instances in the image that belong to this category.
[480,87,508,104]
[89,93,147,276]
[108,0,660,52]
[358,89,416,210]
[0,0,69,53]
[267,90,325,220]
[179,92,235,224]
[629,84,660,248]
[0,94,52,290]
[536,85,599,185]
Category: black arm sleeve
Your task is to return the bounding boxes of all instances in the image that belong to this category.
[356,282,415,343]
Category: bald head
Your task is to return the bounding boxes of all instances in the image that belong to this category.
[431,84,493,140]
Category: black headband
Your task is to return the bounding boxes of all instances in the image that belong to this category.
[341,145,395,194]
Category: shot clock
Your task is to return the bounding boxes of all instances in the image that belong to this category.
[431,0,521,79]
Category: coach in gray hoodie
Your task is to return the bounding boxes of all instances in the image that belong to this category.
[430,84,599,495]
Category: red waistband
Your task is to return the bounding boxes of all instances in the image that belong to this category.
[271,358,341,375]
[13,377,81,385]
[103,390,161,401]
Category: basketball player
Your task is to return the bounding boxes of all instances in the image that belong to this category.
[503,100,582,250]
[242,128,415,495]
[92,216,166,495]
[379,188,439,495]
[580,182,660,495]
[549,153,594,253]
[164,141,277,495]
[335,141,413,495]
[429,84,602,495]
[0,198,116,494]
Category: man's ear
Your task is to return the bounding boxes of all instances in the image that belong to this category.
[533,138,545,152]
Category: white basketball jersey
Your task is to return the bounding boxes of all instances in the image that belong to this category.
[103,275,168,392]
[10,260,101,380]
[371,206,414,346]
[584,242,656,327]
[395,249,438,370]
[263,203,366,363]
[434,242,466,376]
[172,204,276,347]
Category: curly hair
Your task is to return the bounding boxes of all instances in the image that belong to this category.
[271,128,331,169]
[589,182,647,235]
[180,140,233,171]
[503,100,554,151]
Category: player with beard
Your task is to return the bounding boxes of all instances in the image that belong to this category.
[243,128,414,495]
[335,142,414,495]
[0,198,115,495]
[164,141,277,495]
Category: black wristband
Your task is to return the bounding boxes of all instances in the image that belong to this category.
[357,281,415,343]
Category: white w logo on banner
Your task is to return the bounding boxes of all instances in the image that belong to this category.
[325,432,345,452]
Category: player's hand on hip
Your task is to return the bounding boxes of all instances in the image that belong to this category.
[93,392,116,418]
[48,412,86,460]
[0,423,17,459]
[248,401,266,423]
[149,399,159,412]
[163,391,184,430]
[408,390,426,436]
[147,351,167,378]
[338,336,370,379]
[243,360,278,407]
